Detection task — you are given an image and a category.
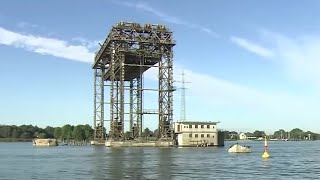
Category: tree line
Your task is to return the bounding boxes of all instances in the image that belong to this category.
[3,124,316,141]
[0,124,94,141]
[223,128,320,140]
[0,124,157,141]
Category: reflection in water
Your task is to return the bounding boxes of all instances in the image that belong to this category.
[7,141,317,179]
[91,147,173,179]
[123,148,144,179]
[91,146,109,179]
[158,148,172,180]
[91,147,146,179]
[108,148,126,179]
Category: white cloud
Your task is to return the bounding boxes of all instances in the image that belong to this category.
[230,36,275,58]
[261,31,320,86]
[232,31,320,87]
[113,1,219,37]
[0,27,94,63]
[71,37,101,50]
[220,31,320,131]
[145,62,304,108]
[178,68,295,108]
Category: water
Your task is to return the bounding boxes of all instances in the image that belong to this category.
[0,141,320,179]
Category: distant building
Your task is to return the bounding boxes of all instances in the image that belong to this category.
[239,132,257,140]
[173,121,224,146]
[239,132,247,140]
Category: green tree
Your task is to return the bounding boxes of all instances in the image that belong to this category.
[223,131,230,139]
[61,124,73,140]
[143,128,151,137]
[253,130,265,137]
[0,126,11,138]
[11,126,21,138]
[33,132,40,138]
[153,129,159,138]
[229,131,239,139]
[290,128,304,140]
[20,132,31,139]
[273,129,287,139]
[83,124,93,140]
[45,126,55,138]
[73,125,85,141]
[19,125,36,136]
[38,132,47,138]
[124,131,131,139]
[54,127,62,139]
[303,131,315,140]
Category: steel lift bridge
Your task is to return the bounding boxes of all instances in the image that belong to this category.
[92,22,176,142]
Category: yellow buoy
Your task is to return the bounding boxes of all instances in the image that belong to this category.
[262,136,270,158]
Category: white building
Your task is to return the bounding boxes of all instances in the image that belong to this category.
[239,132,257,140]
[239,132,247,140]
[173,121,223,146]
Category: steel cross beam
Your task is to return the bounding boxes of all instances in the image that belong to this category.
[93,22,175,141]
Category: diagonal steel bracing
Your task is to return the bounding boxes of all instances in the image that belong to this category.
[93,67,105,141]
[93,22,175,141]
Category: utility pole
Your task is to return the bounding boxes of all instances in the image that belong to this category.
[179,70,191,122]
[180,71,186,122]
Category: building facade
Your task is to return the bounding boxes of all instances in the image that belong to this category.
[173,121,224,147]
[239,132,247,140]
[239,132,257,140]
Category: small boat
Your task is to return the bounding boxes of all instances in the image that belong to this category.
[228,143,251,153]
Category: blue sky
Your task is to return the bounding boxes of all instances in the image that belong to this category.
[1,0,320,133]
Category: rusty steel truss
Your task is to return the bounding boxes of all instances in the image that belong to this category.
[93,22,176,141]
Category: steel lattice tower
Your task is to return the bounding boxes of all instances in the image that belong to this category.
[180,71,186,122]
[93,22,175,141]
[178,71,190,122]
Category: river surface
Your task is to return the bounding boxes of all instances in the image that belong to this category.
[0,141,319,179]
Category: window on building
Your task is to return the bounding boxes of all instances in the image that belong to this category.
[207,125,210,128]
[195,134,198,138]
[195,125,198,128]
[201,134,204,138]
[207,134,210,138]
[189,125,192,128]
[189,134,192,137]
[201,125,204,128]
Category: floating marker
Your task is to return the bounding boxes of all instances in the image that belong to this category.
[262,136,270,158]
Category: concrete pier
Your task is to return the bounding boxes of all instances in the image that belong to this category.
[33,138,58,147]
[91,140,106,145]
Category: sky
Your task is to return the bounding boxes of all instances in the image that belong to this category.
[1,0,320,134]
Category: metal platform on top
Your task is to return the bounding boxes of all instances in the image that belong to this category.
[102,53,161,81]
[93,21,175,70]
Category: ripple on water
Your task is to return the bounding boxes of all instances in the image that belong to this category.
[1,141,320,179]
